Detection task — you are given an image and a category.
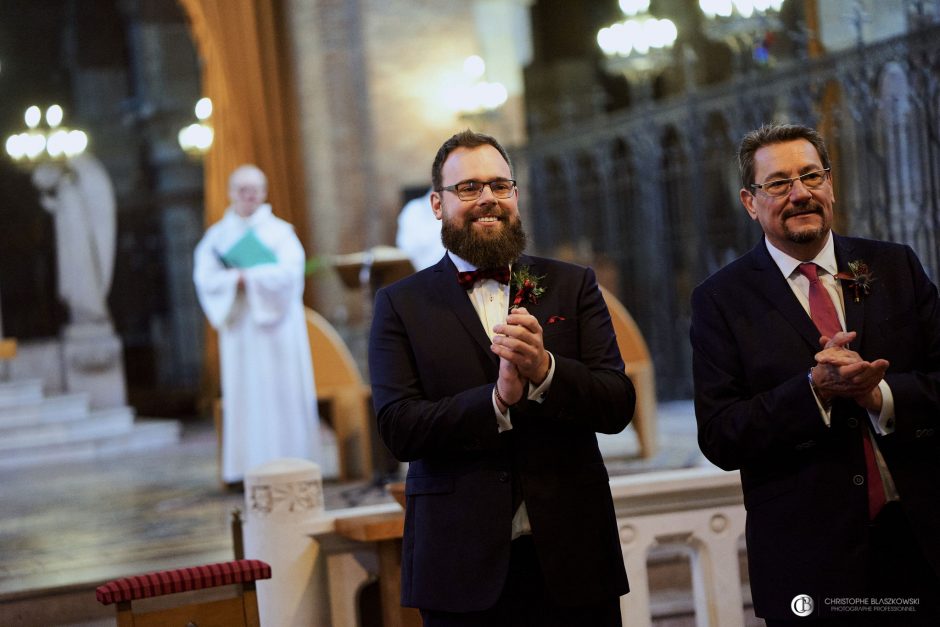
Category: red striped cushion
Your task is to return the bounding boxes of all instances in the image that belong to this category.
[95,559,271,605]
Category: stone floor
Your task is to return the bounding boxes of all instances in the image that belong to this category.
[0,421,233,598]
[0,401,746,626]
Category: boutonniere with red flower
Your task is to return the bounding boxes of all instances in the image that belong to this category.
[509,265,546,310]
[835,259,874,303]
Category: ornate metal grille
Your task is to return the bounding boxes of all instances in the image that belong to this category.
[519,25,940,398]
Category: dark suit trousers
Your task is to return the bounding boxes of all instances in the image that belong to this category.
[766,503,939,626]
[420,535,622,627]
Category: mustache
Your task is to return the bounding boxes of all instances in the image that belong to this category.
[782,201,822,220]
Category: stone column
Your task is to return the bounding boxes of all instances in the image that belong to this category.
[244,458,328,627]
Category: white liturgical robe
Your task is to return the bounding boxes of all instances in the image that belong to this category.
[194,204,321,482]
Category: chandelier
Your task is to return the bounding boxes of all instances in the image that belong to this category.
[699,0,785,67]
[445,56,509,118]
[5,105,88,166]
[177,97,214,158]
[597,0,678,86]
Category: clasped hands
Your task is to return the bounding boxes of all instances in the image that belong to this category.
[490,307,551,410]
[811,331,889,412]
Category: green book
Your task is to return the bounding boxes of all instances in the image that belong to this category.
[219,229,278,268]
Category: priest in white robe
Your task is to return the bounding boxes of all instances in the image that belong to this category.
[193,164,321,484]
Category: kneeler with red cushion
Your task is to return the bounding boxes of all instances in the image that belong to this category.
[95,559,271,627]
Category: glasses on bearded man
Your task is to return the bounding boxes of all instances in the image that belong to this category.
[441,179,516,201]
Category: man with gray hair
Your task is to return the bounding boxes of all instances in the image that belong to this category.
[194,164,321,485]
[691,124,940,624]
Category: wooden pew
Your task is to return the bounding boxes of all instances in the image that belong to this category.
[600,286,658,459]
[305,307,374,481]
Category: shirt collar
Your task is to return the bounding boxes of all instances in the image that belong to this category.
[448,251,476,273]
[764,231,837,279]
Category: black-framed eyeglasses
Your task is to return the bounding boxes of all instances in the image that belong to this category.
[441,179,516,201]
[750,168,831,198]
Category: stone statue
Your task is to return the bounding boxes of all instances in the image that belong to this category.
[32,153,116,324]
[31,153,125,408]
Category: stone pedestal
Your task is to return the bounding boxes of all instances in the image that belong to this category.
[244,458,327,627]
[62,321,127,409]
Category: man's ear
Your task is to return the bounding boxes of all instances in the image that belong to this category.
[431,191,443,220]
[740,188,758,221]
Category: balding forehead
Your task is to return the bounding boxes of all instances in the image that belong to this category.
[229,165,267,188]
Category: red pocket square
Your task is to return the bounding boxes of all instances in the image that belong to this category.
[547,315,566,324]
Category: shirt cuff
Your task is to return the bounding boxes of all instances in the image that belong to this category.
[868,379,895,435]
[492,389,513,432]
[808,372,832,426]
[527,352,555,403]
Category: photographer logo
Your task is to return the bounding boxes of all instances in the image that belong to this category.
[791,594,814,617]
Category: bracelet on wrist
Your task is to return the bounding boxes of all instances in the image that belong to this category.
[494,384,513,409]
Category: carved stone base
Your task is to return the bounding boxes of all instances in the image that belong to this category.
[244,458,325,627]
[61,321,127,409]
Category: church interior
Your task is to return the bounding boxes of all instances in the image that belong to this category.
[1,0,938,625]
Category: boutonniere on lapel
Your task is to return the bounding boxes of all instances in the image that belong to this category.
[509,265,546,310]
[834,259,874,303]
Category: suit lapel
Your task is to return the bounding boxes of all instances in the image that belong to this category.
[746,240,823,351]
[430,256,499,365]
[834,235,866,347]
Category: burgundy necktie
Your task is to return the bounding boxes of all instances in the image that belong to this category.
[798,262,886,519]
[456,266,511,290]
[797,263,841,339]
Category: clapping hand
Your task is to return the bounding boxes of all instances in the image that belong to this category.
[812,331,889,411]
[491,307,551,385]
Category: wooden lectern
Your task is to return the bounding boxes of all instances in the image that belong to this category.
[329,246,415,484]
[331,246,415,293]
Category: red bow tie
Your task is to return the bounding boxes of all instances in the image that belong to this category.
[456,266,511,289]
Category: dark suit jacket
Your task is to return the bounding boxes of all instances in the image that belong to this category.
[368,253,634,612]
[691,234,940,619]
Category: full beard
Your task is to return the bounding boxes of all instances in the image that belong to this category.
[782,201,828,244]
[441,212,527,268]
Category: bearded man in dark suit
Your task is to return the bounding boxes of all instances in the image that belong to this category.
[368,130,635,626]
[691,124,940,625]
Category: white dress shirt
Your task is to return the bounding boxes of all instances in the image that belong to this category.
[448,252,555,537]
[764,234,898,503]
[764,233,895,434]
